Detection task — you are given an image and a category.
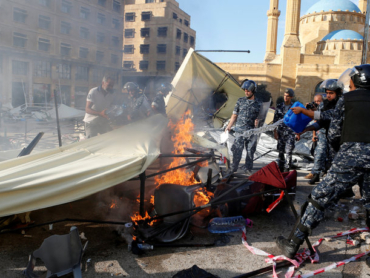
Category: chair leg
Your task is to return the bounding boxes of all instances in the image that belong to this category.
[72,265,83,278]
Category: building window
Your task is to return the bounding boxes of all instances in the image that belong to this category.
[175,62,180,71]
[34,61,51,77]
[190,36,195,46]
[61,21,71,34]
[96,51,104,62]
[184,20,189,27]
[39,0,51,7]
[113,0,121,12]
[80,27,89,39]
[176,46,181,56]
[57,64,71,79]
[183,48,188,57]
[76,66,89,81]
[112,18,120,29]
[142,12,151,21]
[112,36,120,47]
[179,18,182,24]
[173,12,178,20]
[13,8,27,23]
[111,54,118,64]
[183,33,188,43]
[12,60,28,75]
[97,32,105,43]
[140,44,150,54]
[157,44,167,54]
[80,7,90,19]
[33,84,51,106]
[125,12,135,22]
[61,0,72,13]
[79,47,89,59]
[60,43,71,56]
[141,28,150,37]
[98,0,106,6]
[123,45,134,54]
[156,61,165,71]
[123,61,134,69]
[139,61,149,70]
[13,32,27,48]
[158,27,167,37]
[38,38,50,51]
[145,0,154,3]
[176,29,182,39]
[75,86,89,108]
[97,13,105,25]
[39,15,51,30]
[125,29,135,38]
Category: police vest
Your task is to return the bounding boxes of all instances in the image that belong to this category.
[341,89,370,144]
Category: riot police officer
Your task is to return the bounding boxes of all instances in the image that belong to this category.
[152,82,173,116]
[226,80,262,175]
[123,82,151,122]
[276,65,370,259]
[273,88,296,172]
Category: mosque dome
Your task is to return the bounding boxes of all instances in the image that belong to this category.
[321,29,363,41]
[305,0,361,15]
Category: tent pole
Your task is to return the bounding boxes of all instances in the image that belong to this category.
[139,172,146,217]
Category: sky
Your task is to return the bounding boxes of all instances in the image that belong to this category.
[176,0,359,63]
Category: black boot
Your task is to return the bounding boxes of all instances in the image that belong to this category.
[308,174,320,185]
[276,236,304,259]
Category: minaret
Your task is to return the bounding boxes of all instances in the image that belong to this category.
[280,0,301,94]
[359,0,368,14]
[264,0,281,62]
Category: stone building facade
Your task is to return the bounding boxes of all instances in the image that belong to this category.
[121,0,196,95]
[217,0,370,104]
[0,0,124,109]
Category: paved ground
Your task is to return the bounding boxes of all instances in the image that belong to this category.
[0,118,370,278]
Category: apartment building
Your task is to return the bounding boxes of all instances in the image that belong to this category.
[122,0,196,92]
[0,0,123,109]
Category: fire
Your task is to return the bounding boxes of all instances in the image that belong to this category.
[194,188,214,217]
[110,200,118,209]
[130,211,154,226]
[155,110,202,186]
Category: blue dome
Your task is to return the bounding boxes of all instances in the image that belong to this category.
[321,29,363,41]
[305,0,361,15]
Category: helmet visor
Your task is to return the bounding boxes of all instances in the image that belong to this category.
[319,79,343,91]
[338,68,357,93]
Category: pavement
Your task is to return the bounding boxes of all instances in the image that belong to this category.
[0,118,370,278]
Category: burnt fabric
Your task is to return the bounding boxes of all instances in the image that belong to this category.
[293,94,370,240]
[273,102,295,169]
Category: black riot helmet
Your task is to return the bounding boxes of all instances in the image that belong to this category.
[319,79,343,97]
[350,64,370,89]
[241,80,257,99]
[123,82,140,93]
[157,82,173,94]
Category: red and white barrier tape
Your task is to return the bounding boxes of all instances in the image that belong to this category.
[242,227,370,278]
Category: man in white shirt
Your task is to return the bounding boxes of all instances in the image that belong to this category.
[83,75,116,138]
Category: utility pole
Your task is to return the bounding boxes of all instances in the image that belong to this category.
[362,0,370,64]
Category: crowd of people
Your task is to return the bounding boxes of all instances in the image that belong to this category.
[82,75,172,138]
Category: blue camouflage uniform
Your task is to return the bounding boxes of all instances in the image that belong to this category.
[294,96,370,240]
[151,92,166,116]
[230,97,262,172]
[128,93,151,121]
[273,102,296,170]
[310,103,327,175]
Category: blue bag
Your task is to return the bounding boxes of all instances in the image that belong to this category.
[283,101,312,133]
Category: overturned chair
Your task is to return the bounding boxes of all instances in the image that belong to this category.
[24,226,88,278]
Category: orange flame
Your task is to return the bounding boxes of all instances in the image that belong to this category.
[130,211,155,226]
[110,200,118,209]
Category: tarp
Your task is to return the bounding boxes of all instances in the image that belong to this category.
[0,115,168,217]
[166,48,245,128]
[48,104,85,120]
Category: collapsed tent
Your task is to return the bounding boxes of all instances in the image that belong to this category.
[48,104,85,120]
[166,48,245,128]
[0,115,168,217]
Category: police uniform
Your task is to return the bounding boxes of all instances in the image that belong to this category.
[230,97,262,172]
[151,92,166,116]
[128,93,151,121]
[273,102,296,171]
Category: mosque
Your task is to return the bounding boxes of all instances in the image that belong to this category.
[217,0,369,103]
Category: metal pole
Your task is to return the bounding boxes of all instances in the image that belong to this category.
[195,50,251,53]
[362,1,370,64]
[53,89,62,147]
[139,172,146,217]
